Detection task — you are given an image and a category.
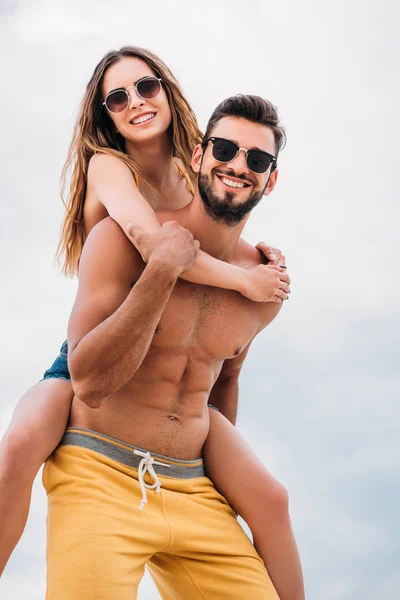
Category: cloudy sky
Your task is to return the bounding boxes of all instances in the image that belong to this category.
[1,0,399,598]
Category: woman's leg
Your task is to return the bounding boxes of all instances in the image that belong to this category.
[203,408,305,600]
[0,379,73,575]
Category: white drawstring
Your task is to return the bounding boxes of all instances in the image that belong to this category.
[133,449,170,510]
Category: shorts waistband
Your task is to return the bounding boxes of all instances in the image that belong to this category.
[60,428,205,479]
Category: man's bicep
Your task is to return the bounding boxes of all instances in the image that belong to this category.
[67,219,138,350]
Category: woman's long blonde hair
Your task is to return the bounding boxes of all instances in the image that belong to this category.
[57,46,203,276]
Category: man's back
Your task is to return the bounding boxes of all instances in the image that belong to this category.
[68,217,277,459]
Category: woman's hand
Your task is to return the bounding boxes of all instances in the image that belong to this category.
[255,242,286,268]
[244,264,291,303]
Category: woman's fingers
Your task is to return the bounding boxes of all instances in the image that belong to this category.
[275,288,289,301]
[256,242,284,265]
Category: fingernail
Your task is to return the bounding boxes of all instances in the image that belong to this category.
[280,265,287,269]
[268,253,276,260]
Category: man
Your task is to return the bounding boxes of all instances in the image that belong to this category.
[44,95,298,599]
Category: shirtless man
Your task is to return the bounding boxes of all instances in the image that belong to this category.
[43,95,293,599]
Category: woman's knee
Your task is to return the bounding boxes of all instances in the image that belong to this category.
[260,480,290,519]
[0,379,73,477]
[0,428,37,480]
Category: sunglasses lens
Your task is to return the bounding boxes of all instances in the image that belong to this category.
[106,90,129,113]
[212,139,237,162]
[137,77,161,99]
[247,150,273,174]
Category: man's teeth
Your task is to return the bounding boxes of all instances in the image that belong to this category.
[132,113,155,125]
[222,177,245,189]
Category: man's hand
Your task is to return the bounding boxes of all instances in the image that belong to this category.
[126,221,200,276]
[256,242,287,268]
[245,264,291,303]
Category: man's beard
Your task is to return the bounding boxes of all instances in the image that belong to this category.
[198,171,266,226]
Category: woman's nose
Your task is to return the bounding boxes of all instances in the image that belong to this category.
[127,86,145,110]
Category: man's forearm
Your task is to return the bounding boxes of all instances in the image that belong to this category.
[69,260,178,407]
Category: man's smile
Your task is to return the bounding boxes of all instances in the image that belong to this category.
[215,172,252,191]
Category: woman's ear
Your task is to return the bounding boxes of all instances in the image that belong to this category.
[191,144,203,174]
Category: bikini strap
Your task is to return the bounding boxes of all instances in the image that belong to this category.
[174,160,195,196]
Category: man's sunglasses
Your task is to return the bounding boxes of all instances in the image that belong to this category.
[202,137,277,174]
[103,76,163,114]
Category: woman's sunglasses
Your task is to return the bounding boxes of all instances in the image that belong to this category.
[202,137,277,174]
[103,76,163,114]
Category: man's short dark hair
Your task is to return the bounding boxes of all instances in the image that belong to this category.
[204,95,286,158]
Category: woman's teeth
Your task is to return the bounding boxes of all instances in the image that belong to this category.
[132,113,155,125]
[222,177,245,189]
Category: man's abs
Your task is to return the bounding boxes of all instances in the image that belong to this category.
[68,384,212,460]
[68,281,260,458]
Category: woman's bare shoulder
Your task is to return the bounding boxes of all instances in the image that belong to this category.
[87,152,136,183]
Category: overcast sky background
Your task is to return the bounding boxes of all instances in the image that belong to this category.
[0,0,399,598]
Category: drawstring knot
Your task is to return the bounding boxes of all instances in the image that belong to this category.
[133,449,170,510]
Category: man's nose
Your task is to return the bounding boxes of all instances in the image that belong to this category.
[227,148,248,172]
[127,86,145,110]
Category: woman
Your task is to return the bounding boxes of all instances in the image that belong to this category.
[0,46,303,600]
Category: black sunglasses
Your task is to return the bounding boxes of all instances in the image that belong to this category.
[202,137,277,174]
[103,76,162,114]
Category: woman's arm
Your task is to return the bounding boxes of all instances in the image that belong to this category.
[87,154,288,303]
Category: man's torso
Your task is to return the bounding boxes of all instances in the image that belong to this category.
[69,219,270,459]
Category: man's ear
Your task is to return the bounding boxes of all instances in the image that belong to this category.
[263,168,279,196]
[191,144,203,174]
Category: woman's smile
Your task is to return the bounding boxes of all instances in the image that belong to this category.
[129,112,157,126]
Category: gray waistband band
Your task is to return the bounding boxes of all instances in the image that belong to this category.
[60,428,205,479]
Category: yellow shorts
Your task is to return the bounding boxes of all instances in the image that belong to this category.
[43,428,279,600]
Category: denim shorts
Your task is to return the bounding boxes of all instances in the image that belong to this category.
[42,340,71,382]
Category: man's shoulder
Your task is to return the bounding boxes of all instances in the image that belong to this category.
[235,237,283,331]
[86,217,131,249]
[82,217,142,270]
[236,237,266,268]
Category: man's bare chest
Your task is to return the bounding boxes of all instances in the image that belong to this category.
[152,280,260,361]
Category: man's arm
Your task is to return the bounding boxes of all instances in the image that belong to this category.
[68,218,198,408]
[208,344,253,425]
[208,300,284,424]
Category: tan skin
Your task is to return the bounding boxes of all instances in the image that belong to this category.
[68,118,282,457]
[85,57,289,302]
[0,57,302,600]
[68,224,279,458]
[0,58,287,578]
[66,116,304,600]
